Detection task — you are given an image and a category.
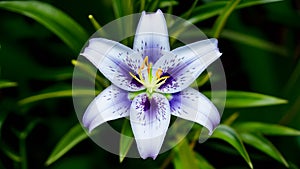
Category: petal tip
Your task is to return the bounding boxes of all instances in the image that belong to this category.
[156,9,163,14]
[140,152,158,160]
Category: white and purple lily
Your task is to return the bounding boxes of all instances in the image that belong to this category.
[81,10,222,159]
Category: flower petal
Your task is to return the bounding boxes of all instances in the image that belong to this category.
[169,87,220,135]
[130,92,171,159]
[133,9,170,63]
[81,38,145,91]
[154,38,222,93]
[82,85,131,132]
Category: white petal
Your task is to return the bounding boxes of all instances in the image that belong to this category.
[154,39,222,93]
[170,87,220,135]
[81,38,145,91]
[82,85,131,132]
[130,92,171,159]
[133,9,170,63]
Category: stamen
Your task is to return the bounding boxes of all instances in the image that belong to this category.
[156,77,169,87]
[129,72,144,85]
[156,68,163,79]
[155,76,169,85]
[128,55,171,94]
[137,68,144,81]
[143,56,149,68]
[147,63,152,75]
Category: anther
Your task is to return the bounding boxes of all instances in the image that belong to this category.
[156,68,163,79]
[129,72,144,85]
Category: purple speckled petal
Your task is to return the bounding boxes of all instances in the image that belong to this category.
[133,10,170,63]
[154,39,222,93]
[82,85,131,132]
[81,38,145,91]
[169,87,220,135]
[130,92,171,159]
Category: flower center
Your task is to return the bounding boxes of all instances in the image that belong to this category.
[129,56,169,96]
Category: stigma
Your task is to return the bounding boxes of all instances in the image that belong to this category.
[129,56,169,95]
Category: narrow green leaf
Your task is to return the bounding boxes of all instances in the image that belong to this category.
[237,0,283,9]
[45,124,88,166]
[203,90,288,108]
[0,143,21,162]
[188,0,283,24]
[148,0,160,12]
[200,28,287,56]
[0,111,9,140]
[159,1,179,9]
[180,0,199,19]
[211,0,241,38]
[32,67,74,81]
[190,72,212,88]
[18,89,98,106]
[0,1,88,53]
[211,125,253,169]
[219,29,287,56]
[235,122,300,136]
[173,138,198,169]
[187,1,225,24]
[0,80,17,89]
[240,133,289,167]
[19,119,40,139]
[72,60,110,88]
[223,112,239,126]
[119,119,134,163]
[194,153,215,169]
[19,120,40,169]
[112,0,133,18]
[139,0,145,12]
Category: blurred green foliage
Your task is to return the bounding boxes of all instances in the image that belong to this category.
[0,0,300,169]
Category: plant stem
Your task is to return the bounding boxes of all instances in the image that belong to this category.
[20,134,27,169]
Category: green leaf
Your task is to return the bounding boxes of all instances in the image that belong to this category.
[190,72,212,88]
[211,0,241,38]
[188,0,283,24]
[173,138,198,169]
[180,0,199,19]
[72,60,110,88]
[0,80,17,89]
[237,0,283,8]
[0,143,21,162]
[219,29,287,56]
[119,119,134,163]
[112,0,133,18]
[240,133,289,167]
[211,125,253,169]
[0,1,88,53]
[147,0,160,12]
[159,1,178,9]
[45,124,88,166]
[203,90,287,108]
[187,1,227,24]
[235,122,300,136]
[32,67,74,81]
[194,153,215,169]
[18,89,98,106]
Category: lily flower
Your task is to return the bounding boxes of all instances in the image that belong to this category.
[81,9,222,159]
